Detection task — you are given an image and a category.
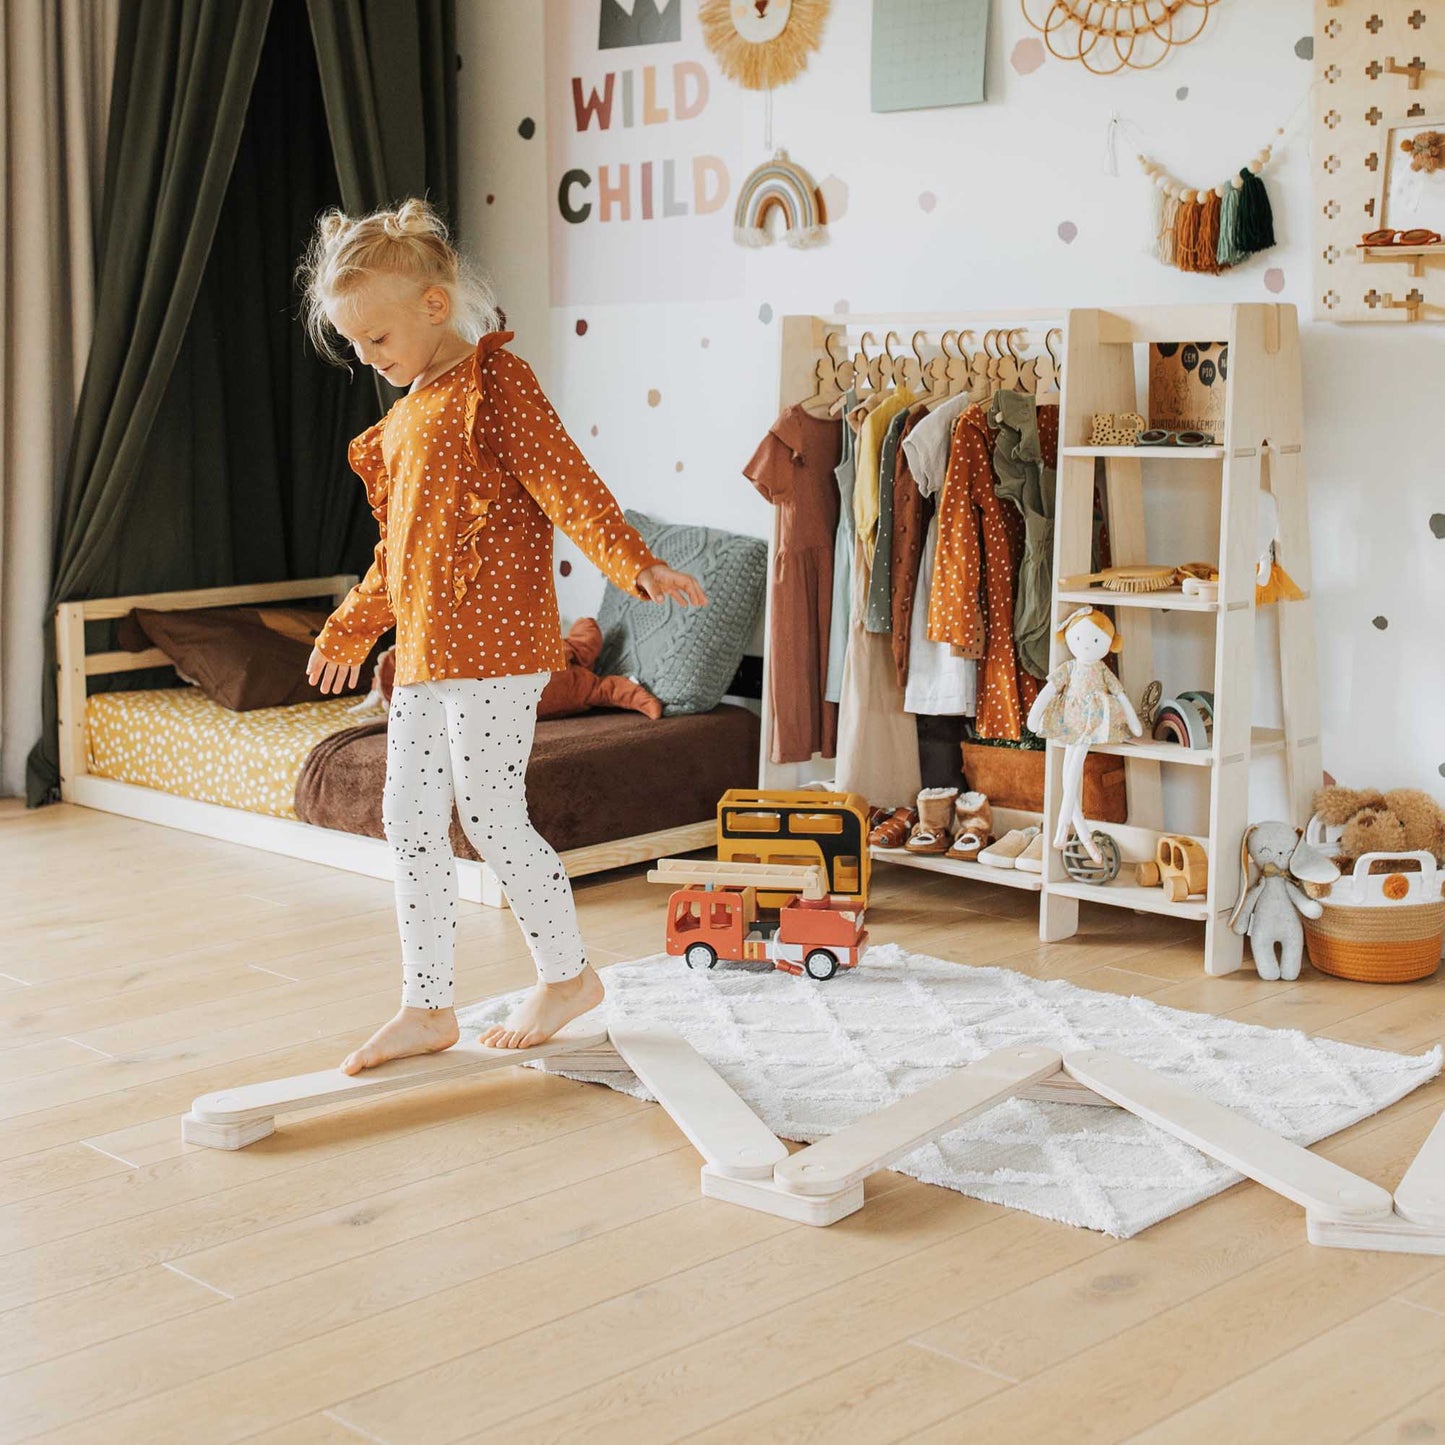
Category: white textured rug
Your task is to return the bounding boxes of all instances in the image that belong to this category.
[457,944,1442,1238]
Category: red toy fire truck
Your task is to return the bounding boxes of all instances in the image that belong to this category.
[646,859,869,980]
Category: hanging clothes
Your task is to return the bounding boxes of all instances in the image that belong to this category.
[743,402,843,764]
[989,389,1056,682]
[835,397,922,807]
[864,404,913,633]
[824,388,858,706]
[901,401,976,717]
[853,388,914,562]
[888,403,932,687]
[928,402,1039,740]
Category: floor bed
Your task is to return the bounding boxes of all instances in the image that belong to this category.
[57,577,755,907]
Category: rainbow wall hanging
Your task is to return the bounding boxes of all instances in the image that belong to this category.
[733,148,826,248]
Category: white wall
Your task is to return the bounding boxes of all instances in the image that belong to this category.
[459,0,1443,811]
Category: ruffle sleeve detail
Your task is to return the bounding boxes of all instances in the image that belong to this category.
[454,331,515,606]
[347,422,389,521]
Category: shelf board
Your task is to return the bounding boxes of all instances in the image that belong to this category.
[1055,587,1219,612]
[870,846,1043,892]
[1086,727,1287,768]
[1047,877,1211,921]
[1061,446,1225,460]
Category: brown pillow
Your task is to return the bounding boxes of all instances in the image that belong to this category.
[120,605,380,711]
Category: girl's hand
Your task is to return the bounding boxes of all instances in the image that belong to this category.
[307,644,360,695]
[637,563,708,607]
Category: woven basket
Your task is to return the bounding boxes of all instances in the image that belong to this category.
[1303,849,1445,984]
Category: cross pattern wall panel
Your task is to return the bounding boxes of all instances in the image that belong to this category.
[1314,0,1443,322]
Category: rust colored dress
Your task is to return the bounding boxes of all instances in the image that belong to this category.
[926,402,1039,739]
[315,331,663,685]
[743,403,842,764]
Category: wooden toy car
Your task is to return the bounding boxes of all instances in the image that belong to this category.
[647,858,869,980]
[1135,834,1209,901]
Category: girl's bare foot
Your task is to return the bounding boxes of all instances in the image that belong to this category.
[479,963,605,1050]
[340,1005,460,1075]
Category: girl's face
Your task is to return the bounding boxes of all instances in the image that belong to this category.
[327,278,458,387]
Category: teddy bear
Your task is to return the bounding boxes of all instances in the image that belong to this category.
[1311,785,1445,866]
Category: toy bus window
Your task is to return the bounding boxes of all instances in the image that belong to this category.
[788,812,843,835]
[708,898,733,929]
[729,852,761,865]
[725,810,781,833]
[774,852,819,871]
[833,856,860,891]
[673,899,702,935]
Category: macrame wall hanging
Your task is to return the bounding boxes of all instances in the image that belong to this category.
[702,0,833,250]
[1136,131,1280,273]
[1020,0,1221,76]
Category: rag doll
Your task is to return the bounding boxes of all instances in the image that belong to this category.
[1026,606,1142,862]
[1228,821,1340,981]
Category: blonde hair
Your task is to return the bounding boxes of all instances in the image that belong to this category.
[295,197,501,366]
[1055,606,1123,652]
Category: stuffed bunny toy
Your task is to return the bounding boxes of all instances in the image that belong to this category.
[1227,822,1340,981]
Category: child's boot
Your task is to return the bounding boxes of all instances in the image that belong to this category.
[906,787,959,854]
[947,791,993,860]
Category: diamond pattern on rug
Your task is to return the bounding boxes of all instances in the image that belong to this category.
[457,944,1442,1238]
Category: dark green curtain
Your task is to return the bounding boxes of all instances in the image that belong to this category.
[26,0,459,807]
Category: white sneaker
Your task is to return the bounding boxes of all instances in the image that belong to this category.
[978,825,1041,869]
[1014,830,1046,873]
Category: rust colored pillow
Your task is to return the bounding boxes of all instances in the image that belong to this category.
[375,617,661,720]
[119,604,380,711]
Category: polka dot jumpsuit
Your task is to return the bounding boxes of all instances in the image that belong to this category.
[314,331,665,1009]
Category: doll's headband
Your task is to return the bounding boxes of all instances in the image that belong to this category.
[1055,606,1124,652]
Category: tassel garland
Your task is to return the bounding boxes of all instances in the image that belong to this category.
[1137,130,1280,275]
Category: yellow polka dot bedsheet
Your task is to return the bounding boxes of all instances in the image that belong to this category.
[85,686,384,818]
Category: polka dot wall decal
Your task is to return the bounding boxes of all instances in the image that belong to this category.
[675,461,684,472]
[575,319,588,336]
[1439,763,1445,778]
[701,337,710,347]
[518,117,536,139]
[1295,36,1314,60]
[1176,86,1189,100]
[559,560,572,577]
[919,191,937,213]
[1373,615,1389,630]
[1057,220,1078,244]
[590,424,599,436]
[1429,513,1444,539]
[834,298,850,315]
[647,388,662,407]
[486,193,495,205]
[758,302,774,324]
[819,175,849,221]
[1264,267,1286,293]
[1011,37,1045,74]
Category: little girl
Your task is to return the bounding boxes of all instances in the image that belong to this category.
[296,200,706,1074]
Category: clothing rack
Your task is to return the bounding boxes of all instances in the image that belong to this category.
[760,306,1320,976]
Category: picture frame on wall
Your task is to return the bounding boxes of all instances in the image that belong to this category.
[1379,114,1445,235]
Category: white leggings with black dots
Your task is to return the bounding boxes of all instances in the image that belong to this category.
[382,672,589,1009]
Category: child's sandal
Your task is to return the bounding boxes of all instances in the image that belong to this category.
[869,806,916,849]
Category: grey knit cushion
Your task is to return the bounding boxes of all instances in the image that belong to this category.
[597,509,766,716]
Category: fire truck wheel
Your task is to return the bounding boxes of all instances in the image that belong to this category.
[804,949,839,981]
[685,943,718,970]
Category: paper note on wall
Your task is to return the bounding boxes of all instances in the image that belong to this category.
[871,0,989,113]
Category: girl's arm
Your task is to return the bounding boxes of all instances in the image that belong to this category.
[313,508,395,668]
[1104,665,1144,736]
[480,350,666,598]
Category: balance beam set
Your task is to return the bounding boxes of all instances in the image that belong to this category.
[183,1021,1445,1251]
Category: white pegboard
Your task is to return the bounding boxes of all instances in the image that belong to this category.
[1313,0,1444,322]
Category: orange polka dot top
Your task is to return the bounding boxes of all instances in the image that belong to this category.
[314,330,664,687]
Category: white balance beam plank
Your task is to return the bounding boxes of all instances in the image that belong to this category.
[1394,1111,1445,1229]
[608,1025,787,1180]
[1307,1211,1445,1255]
[1063,1049,1394,1223]
[182,1020,609,1149]
[774,1046,1063,1197]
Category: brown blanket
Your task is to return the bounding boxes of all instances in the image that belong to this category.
[294,704,760,858]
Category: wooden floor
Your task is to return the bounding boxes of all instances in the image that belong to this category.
[3,797,1445,1444]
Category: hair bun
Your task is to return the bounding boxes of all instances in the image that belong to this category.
[384,197,447,241]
